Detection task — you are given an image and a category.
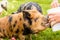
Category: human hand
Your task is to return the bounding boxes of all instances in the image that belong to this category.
[51,0,60,8]
[48,13,60,26]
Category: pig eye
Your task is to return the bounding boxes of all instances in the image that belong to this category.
[41,23,43,25]
[34,17,39,22]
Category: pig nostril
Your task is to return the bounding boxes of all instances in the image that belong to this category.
[41,23,45,26]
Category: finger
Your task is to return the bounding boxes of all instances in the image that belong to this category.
[48,14,56,19]
[48,17,56,23]
[48,14,55,16]
[51,18,60,26]
[55,2,59,7]
[52,2,58,8]
[48,14,56,20]
[51,2,56,8]
[55,18,60,23]
[51,2,55,8]
[51,21,56,26]
[48,13,60,19]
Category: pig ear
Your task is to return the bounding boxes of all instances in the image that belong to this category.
[22,10,30,17]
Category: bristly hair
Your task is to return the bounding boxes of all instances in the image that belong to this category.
[17,2,42,14]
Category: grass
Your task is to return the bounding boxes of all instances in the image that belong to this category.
[0,0,60,40]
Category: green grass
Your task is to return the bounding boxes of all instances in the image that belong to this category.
[0,0,60,40]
